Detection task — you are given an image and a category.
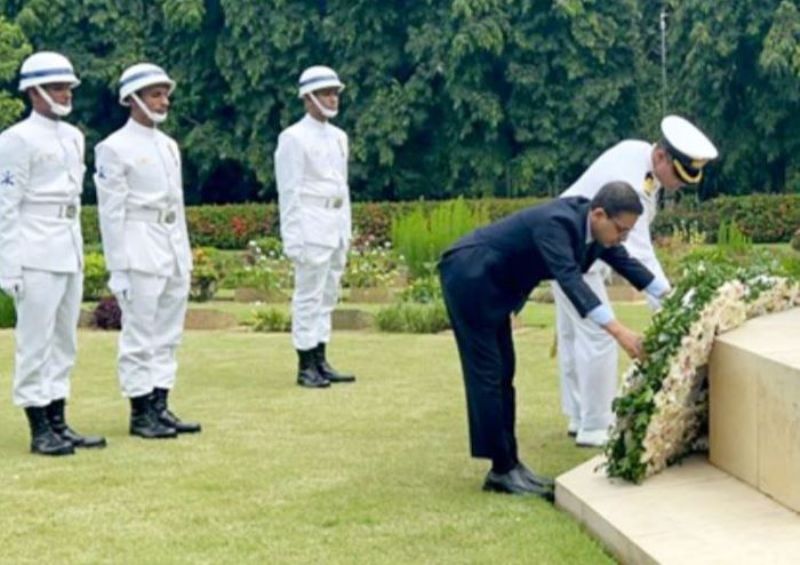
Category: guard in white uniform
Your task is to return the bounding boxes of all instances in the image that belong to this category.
[0,52,106,455]
[95,63,200,438]
[275,65,356,388]
[554,115,718,447]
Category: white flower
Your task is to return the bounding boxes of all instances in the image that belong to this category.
[609,274,800,481]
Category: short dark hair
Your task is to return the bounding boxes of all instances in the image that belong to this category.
[590,181,643,217]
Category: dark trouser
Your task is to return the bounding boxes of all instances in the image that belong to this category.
[440,253,518,473]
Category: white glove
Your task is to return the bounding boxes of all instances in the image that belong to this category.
[284,245,306,264]
[0,277,24,300]
[108,271,131,301]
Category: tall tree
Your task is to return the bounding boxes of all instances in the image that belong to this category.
[506,0,647,196]
[0,13,30,129]
[666,0,800,196]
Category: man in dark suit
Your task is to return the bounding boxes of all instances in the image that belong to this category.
[439,181,668,498]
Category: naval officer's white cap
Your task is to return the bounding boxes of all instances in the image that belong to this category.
[660,115,718,184]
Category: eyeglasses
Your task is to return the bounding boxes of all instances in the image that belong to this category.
[610,217,634,237]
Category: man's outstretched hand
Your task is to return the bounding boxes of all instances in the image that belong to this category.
[604,320,645,361]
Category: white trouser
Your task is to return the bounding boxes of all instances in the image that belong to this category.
[13,269,83,407]
[117,269,189,398]
[552,269,618,432]
[291,243,346,351]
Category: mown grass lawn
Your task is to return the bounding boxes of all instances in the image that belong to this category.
[0,302,650,564]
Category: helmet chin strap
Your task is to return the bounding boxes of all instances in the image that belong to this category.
[131,93,168,124]
[308,92,338,119]
[35,86,72,117]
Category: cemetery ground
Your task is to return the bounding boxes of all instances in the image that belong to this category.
[0,303,650,564]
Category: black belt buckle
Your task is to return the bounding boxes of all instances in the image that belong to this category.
[163,210,177,224]
[64,204,77,219]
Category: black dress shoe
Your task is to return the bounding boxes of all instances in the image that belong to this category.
[515,462,555,489]
[482,468,554,501]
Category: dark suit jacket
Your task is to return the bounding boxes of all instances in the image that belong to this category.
[439,197,654,325]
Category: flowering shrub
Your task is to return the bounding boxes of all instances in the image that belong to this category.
[605,261,800,483]
[342,240,400,289]
[185,205,278,249]
[190,247,220,302]
[224,240,292,292]
[247,237,284,261]
[399,273,442,304]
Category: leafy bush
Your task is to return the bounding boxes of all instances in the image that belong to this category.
[342,242,401,289]
[225,240,293,292]
[93,296,122,330]
[251,307,291,332]
[672,221,800,284]
[190,247,220,302]
[399,272,442,304]
[83,252,108,301]
[653,222,708,280]
[654,194,800,244]
[248,237,284,260]
[791,228,800,253]
[0,292,16,328]
[392,198,489,278]
[375,301,450,333]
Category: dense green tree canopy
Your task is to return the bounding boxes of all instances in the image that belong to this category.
[0,14,30,129]
[0,0,797,203]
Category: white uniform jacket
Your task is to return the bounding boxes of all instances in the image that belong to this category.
[275,114,352,259]
[0,112,85,277]
[561,140,669,287]
[94,119,192,276]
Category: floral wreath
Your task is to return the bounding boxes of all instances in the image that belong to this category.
[605,261,800,483]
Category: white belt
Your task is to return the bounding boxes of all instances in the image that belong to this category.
[300,195,345,209]
[126,207,178,225]
[21,202,79,220]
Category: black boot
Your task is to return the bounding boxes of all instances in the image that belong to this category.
[129,393,177,439]
[297,348,330,388]
[24,406,74,456]
[46,398,107,449]
[314,343,355,383]
[151,388,201,434]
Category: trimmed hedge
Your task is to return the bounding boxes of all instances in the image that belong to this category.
[654,194,800,244]
[76,194,800,250]
[79,198,544,250]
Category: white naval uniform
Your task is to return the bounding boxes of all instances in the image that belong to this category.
[94,119,193,399]
[0,111,85,407]
[275,114,351,351]
[553,140,670,432]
